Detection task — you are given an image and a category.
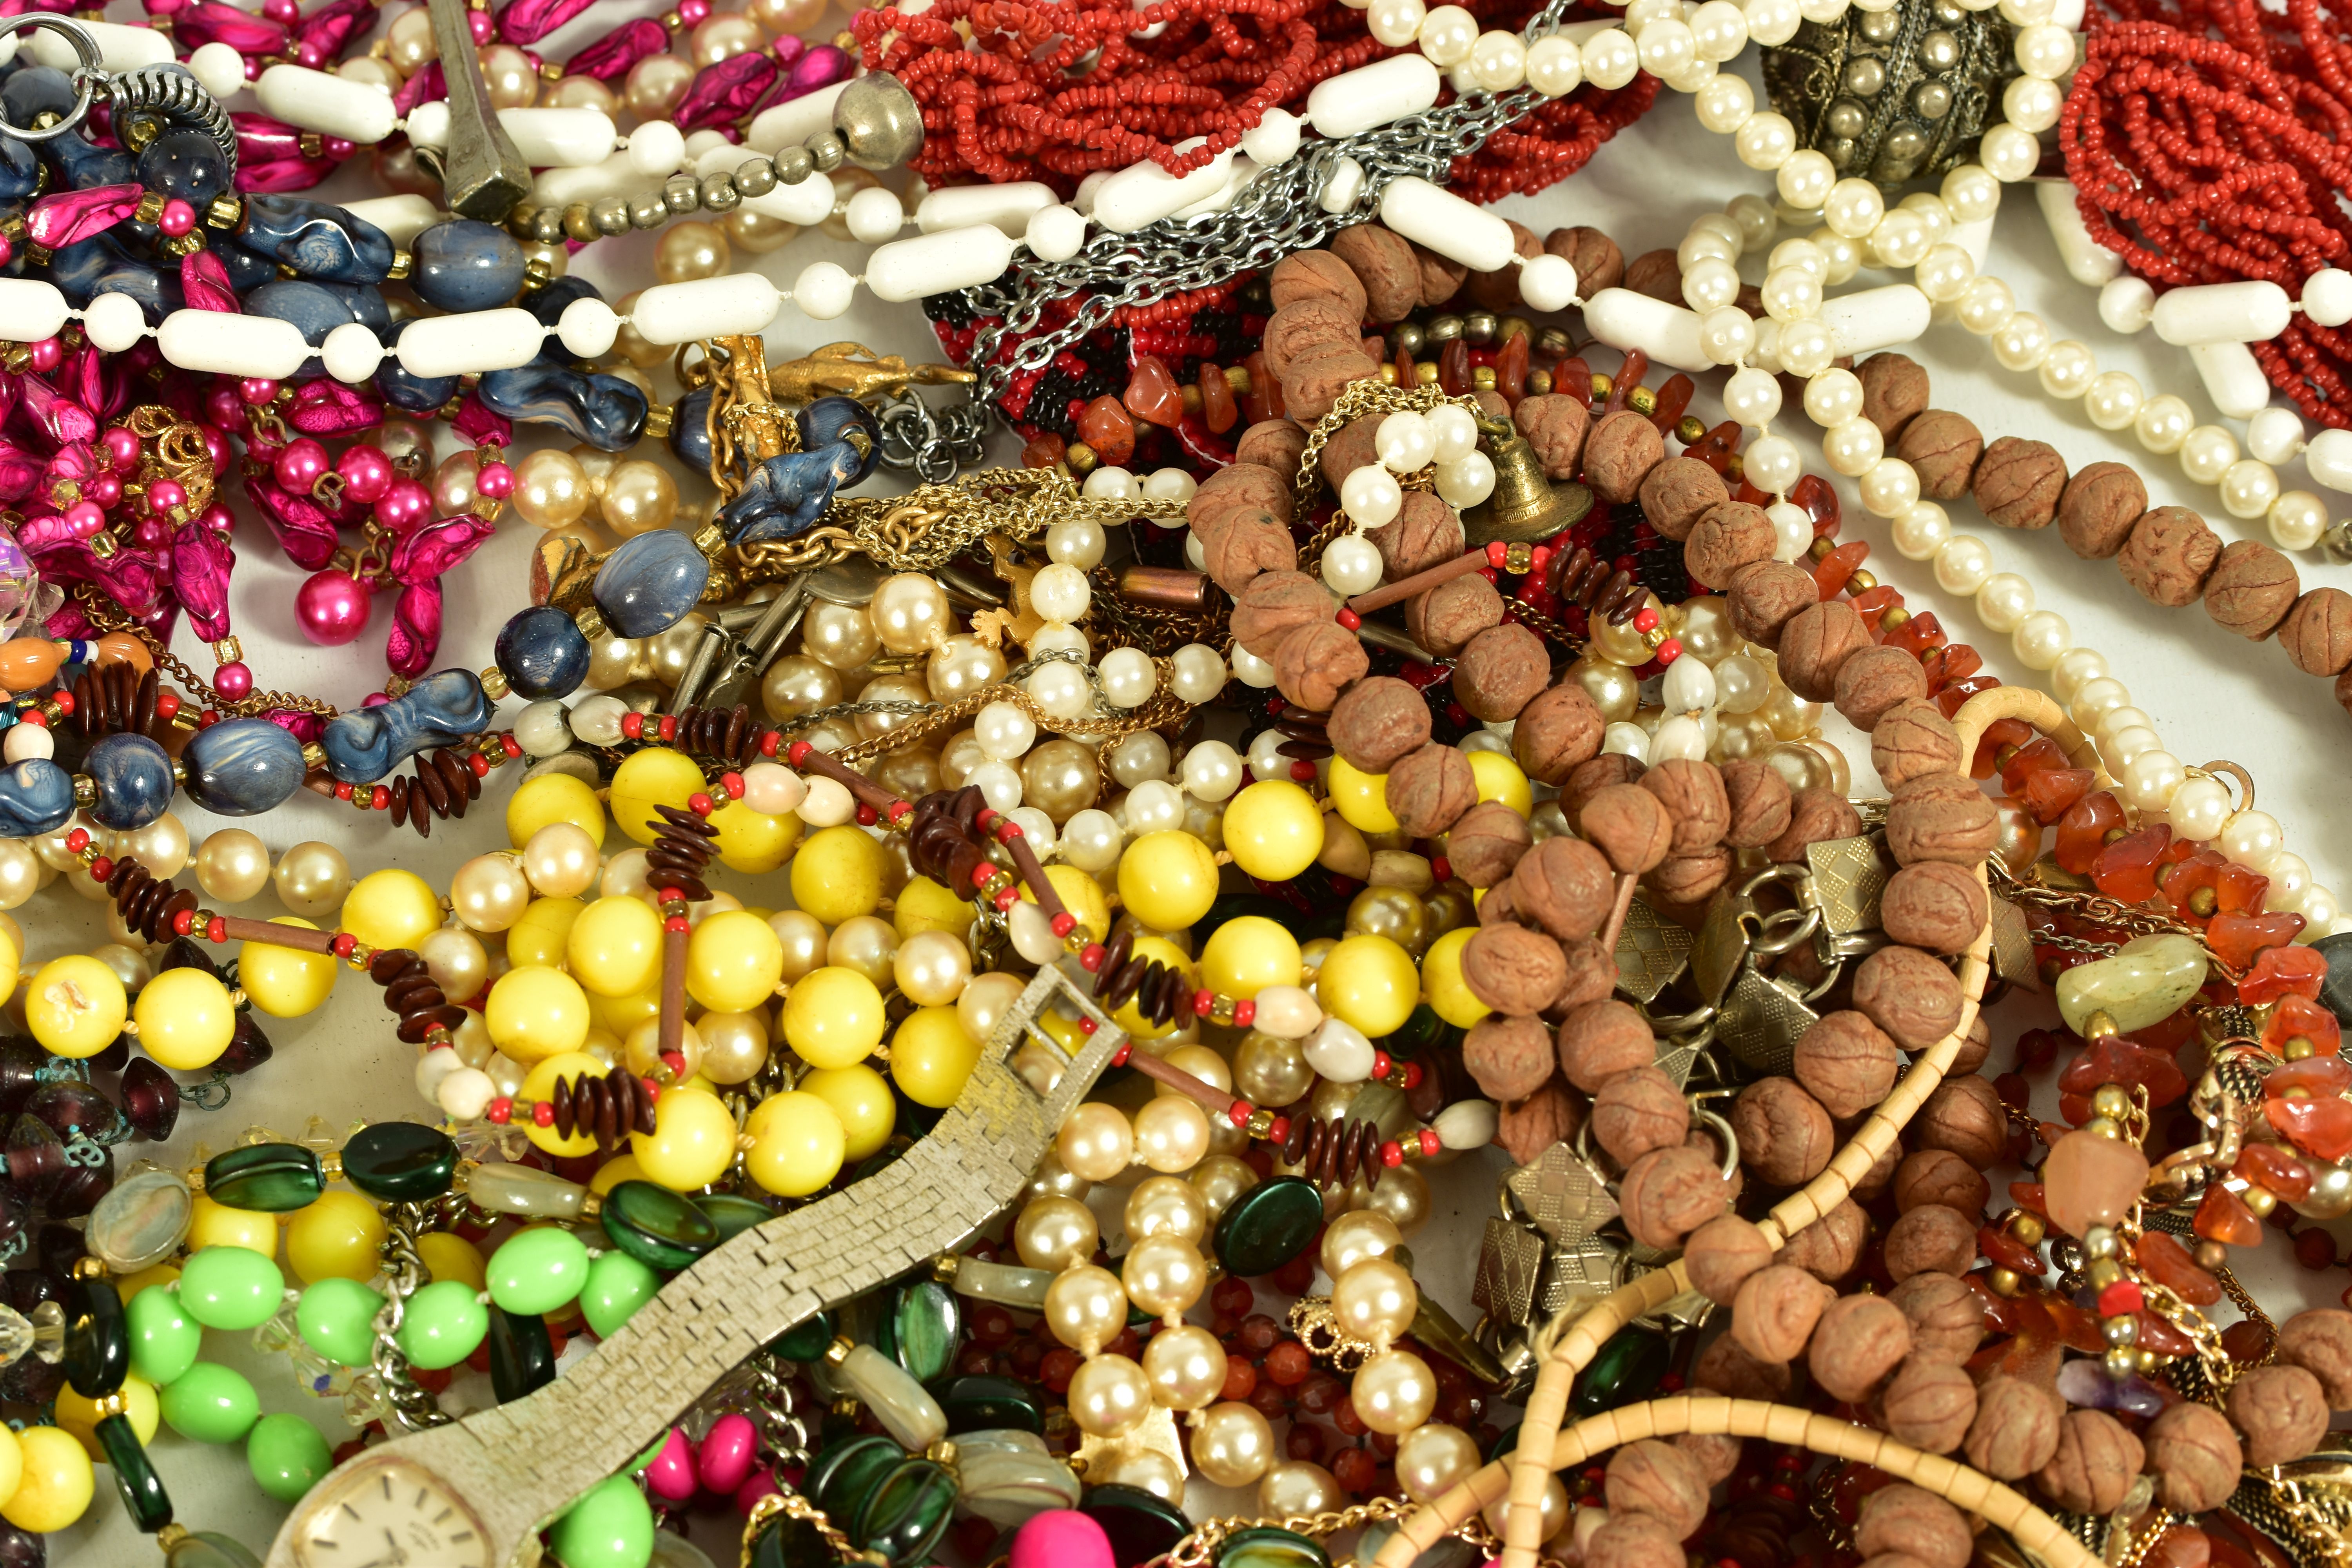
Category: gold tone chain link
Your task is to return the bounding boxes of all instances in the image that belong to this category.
[736,1490,867,1568]
[735,470,1185,582]
[1990,862,2243,982]
[1288,381,1481,524]
[71,585,340,718]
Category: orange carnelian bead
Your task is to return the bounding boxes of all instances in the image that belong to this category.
[2209,911,2304,970]
[2136,1230,2225,1303]
[1648,371,1692,431]
[2193,1181,2263,1246]
[1887,613,1948,659]
[2265,1091,2352,1160]
[1554,358,1592,408]
[1122,356,1183,428]
[1437,338,1471,397]
[1998,735,2067,796]
[2091,823,2174,902]
[1496,330,1530,405]
[1240,352,1283,423]
[95,633,152,673]
[1927,642,1982,689]
[1937,674,2003,721]
[1605,349,1648,412]
[2241,943,2328,1004]
[2268,1056,2352,1097]
[1790,472,1840,538]
[2263,995,2341,1057]
[1078,396,1137,465]
[1851,584,1902,624]
[1971,717,2033,780]
[1686,418,1740,472]
[1813,540,1869,599]
[2022,768,2094,825]
[1199,363,1238,434]
[2234,1141,2317,1202]
[2213,861,2268,914]
[1021,432,1067,470]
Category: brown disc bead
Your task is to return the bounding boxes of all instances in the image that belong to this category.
[1557,937,1619,1009]
[1408,241,1467,308]
[1912,1074,2009,1169]
[1637,758,1729,853]
[1544,225,1624,293]
[1647,848,1731,907]
[1622,248,1680,301]
[1329,222,1420,322]
[1261,299,1361,381]
[1494,1076,1582,1163]
[1584,1515,1688,1568]
[1692,1332,1793,1403]
[2279,587,2352,677]
[1234,419,1308,474]
[1317,415,1382,493]
[1229,570,1334,659]
[1199,508,1296,593]
[1282,342,1379,423]
[1554,998,1653,1090]
[1563,753,1646,818]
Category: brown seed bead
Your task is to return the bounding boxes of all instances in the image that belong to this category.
[1731,1264,1833,1364]
[2278,1307,2352,1407]
[1584,410,1668,505]
[1281,341,1380,423]
[2144,1401,2241,1513]
[1466,218,1543,311]
[1495,1075,1583,1163]
[1971,436,2066,529]
[1604,1439,1710,1541]
[1198,508,1297,593]
[1856,353,1931,438]
[1779,1196,1867,1283]
[1328,676,1432,774]
[1719,758,1793,848]
[1550,936,1615,1010]
[1510,835,1616,942]
[1853,1136,1902,1201]
[1683,1213,1774,1305]
[1684,501,1778,588]
[1871,699,1964,791]
[1271,619,1367,713]
[2056,461,2147,559]
[1386,742,1479,838]
[1584,1515,1688,1568]
[1726,560,1823,650]
[1835,644,1930,732]
[1693,1331,1793,1403]
[1792,1009,1900,1119]
[1268,250,1368,318]
[1459,922,1567,1015]
[1889,1271,1985,1366]
[1882,1202,1979,1281]
[1763,786,1862,866]
[2279,587,2352,677]
[1367,490,1464,580]
[2230,1363,2330,1468]
[1581,783,1674,875]
[2119,506,2223,608]
[1317,414,1382,493]
[1446,800,1532,888]
[1809,1294,1912,1403]
[1951,1014,1992,1075]
[1731,1076,1835,1187]
[1515,394,1592,481]
[1778,601,1872,703]
[1854,1485,1969,1568]
[1884,773,1998,867]
[1639,758,1729,854]
[1544,225,1624,294]
[1260,299,1362,382]
[1555,998,1653,1091]
[1912,1073,2009,1169]
[1405,571,1505,657]
[1892,1148,1990,1216]
[1639,457,1731,543]
[1328,223,1420,323]
[1513,681,1606,785]
[1673,1432,1741,1486]
[1190,461,1295,539]
[1564,753,1646,819]
[1233,418,1308,475]
[1853,945,1965,1053]
[1623,248,1681,302]
[1880,861,1989,955]
[2205,537,2301,640]
[1882,1358,1979,1455]
[1229,570,1333,659]
[1619,1142,1729,1249]
[1593,1064,1690,1165]
[1895,410,1984,501]
[1463,1014,1555,1102]
[1409,241,1468,309]
[1454,621,1550,722]
[2037,1410,2143,1515]
[1646,848,1731,908]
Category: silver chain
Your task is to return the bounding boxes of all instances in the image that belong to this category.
[875,390,991,481]
[366,1200,455,1433]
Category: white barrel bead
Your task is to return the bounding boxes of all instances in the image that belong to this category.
[31,18,170,68]
[527,152,647,210]
[1026,205,1087,262]
[157,310,310,378]
[81,292,148,354]
[746,82,848,153]
[2150,279,2292,346]
[394,309,546,377]
[256,65,399,144]
[631,273,785,343]
[866,225,1015,302]
[2303,428,2352,493]
[1581,288,1710,372]
[916,181,1057,234]
[319,321,385,383]
[1305,55,1441,138]
[187,42,247,100]
[1092,140,1236,233]
[626,122,686,177]
[2033,180,2120,285]
[1820,283,1932,356]
[1240,107,1302,165]
[2247,407,2306,465]
[739,168,838,227]
[1376,177,1514,272]
[0,281,67,344]
[338,194,444,249]
[2189,340,2272,421]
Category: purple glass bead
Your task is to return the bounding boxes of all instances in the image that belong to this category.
[120,1059,181,1143]
[2054,1357,2165,1417]
[787,44,853,98]
[26,184,143,250]
[294,0,376,59]
[174,0,289,54]
[496,0,596,45]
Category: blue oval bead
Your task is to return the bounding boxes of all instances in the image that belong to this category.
[798,397,884,488]
[320,670,492,785]
[247,279,355,381]
[475,365,648,452]
[0,759,73,838]
[0,69,75,128]
[412,220,526,313]
[136,126,231,205]
[182,718,305,817]
[670,386,714,472]
[494,606,590,702]
[214,240,281,294]
[593,532,710,639]
[45,130,136,190]
[0,135,36,201]
[84,734,174,831]
[236,195,394,285]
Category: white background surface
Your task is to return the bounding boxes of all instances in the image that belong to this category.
[39,17,2352,1565]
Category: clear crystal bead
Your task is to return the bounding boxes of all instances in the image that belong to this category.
[236,1125,283,1148]
[299,1116,340,1154]
[0,1305,33,1370]
[342,1374,391,1427]
[250,1298,299,1357]
[29,1300,65,1365]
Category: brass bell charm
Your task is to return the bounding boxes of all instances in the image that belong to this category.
[1460,415,1593,549]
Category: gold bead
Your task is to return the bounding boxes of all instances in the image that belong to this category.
[1881,606,1912,630]
[2004,1209,2046,1247]
[2135,1346,2160,1373]
[1628,386,1657,414]
[2285,1034,2317,1060]
[1808,537,1836,562]
[2083,1009,2120,1039]
[1846,568,1877,592]
[2242,1184,2277,1218]
[2089,1083,2131,1120]
[2194,1239,2229,1271]
[2101,1314,2138,1346]
[2083,1115,2123,1140]
[1676,415,1707,444]
[1589,373,1612,401]
[1064,442,1098,475]
[2102,1345,2137,1379]
[2084,1257,2123,1290]
[1986,1267,2020,1297]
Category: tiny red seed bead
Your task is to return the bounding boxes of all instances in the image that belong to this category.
[369,786,389,810]
[992,887,1018,912]
[688,793,715,817]
[657,716,677,740]
[89,857,113,881]
[971,864,995,888]
[1234,999,1255,1027]
[1334,607,1361,630]
[665,915,691,933]
[532,1102,555,1127]
[1229,1099,1252,1127]
[720,772,744,798]
[788,740,812,765]
[173,909,195,935]
[65,829,87,853]
[1265,1116,1291,1145]
[332,933,356,956]
[1418,1128,1440,1156]
[499,735,521,759]
[208,918,227,942]
[1110,1042,1132,1066]
[856,803,878,826]
[622,712,644,739]
[1082,943,1107,971]
[334,782,354,800]
[1289,759,1316,782]
[1077,1015,1098,1035]
[52,691,72,715]
[487,1098,512,1123]
[1193,988,1215,1016]
[1655,637,1684,664]
[1380,1141,1403,1167]
[1485,541,1508,567]
[760,731,781,756]
[1051,912,1077,937]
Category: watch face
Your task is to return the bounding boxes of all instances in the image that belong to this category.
[289,1454,495,1568]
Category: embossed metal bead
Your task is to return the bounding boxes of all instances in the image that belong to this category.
[775,145,816,185]
[561,202,597,242]
[1842,56,1886,96]
[1913,80,1953,118]
[806,131,846,174]
[631,194,669,229]
[1919,29,1960,68]
[1826,99,1868,137]
[735,156,778,198]
[664,174,701,214]
[831,71,924,171]
[531,207,566,245]
[1858,8,1900,40]
[591,196,632,235]
[1882,125,1927,162]
[699,172,740,213]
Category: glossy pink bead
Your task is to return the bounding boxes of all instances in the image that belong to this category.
[468,7,494,39]
[695,1413,758,1495]
[25,340,57,373]
[102,426,143,471]
[1012,1512,1114,1568]
[274,437,330,493]
[214,661,253,699]
[475,461,515,499]
[296,570,372,645]
[372,477,431,530]
[142,0,180,15]
[644,1428,697,1503]
[337,443,392,503]
[147,479,186,515]
[294,38,325,65]
[87,474,122,508]
[200,426,232,475]
[63,502,104,537]
[238,377,277,405]
[200,504,234,532]
[0,235,12,269]
[158,199,197,238]
[205,387,246,430]
[734,1471,782,1517]
[678,0,711,19]
[261,0,298,21]
[322,136,355,159]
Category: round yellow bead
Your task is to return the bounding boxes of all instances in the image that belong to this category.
[3,1428,88,1532]
[1421,926,1489,1028]
[134,967,236,1071]
[799,1064,895,1160]
[1325,759,1398,835]
[1022,864,1109,943]
[506,895,586,970]
[1036,1007,1087,1057]
[339,868,442,953]
[416,1231,485,1290]
[286,1190,390,1284]
[587,981,661,1038]
[1200,916,1301,1000]
[781,965,884,1069]
[486,965,591,1064]
[566,896,664,998]
[58,1375,157,1457]
[895,875,975,941]
[1317,933,1419,1038]
[687,909,785,1011]
[238,916,337,1017]
[0,1426,19,1513]
[609,747,706,846]
[744,1091,845,1197]
[588,1153,646,1196]
[889,1007,980,1109]
[116,1263,179,1301]
[630,1087,739,1191]
[0,924,20,1010]
[1467,750,1533,818]
[789,825,885,926]
[506,771,607,851]
[1118,831,1220,933]
[1224,781,1327,880]
[519,1053,607,1157]
[709,797,802,873]
[1114,936,1193,1042]
[24,955,126,1059]
[186,1195,276,1256]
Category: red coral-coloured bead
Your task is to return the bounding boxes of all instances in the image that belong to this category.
[1200,362,1238,434]
[1051,912,1076,938]
[1022,432,1067,470]
[657,715,677,741]
[760,731,782,757]
[2054,790,2125,875]
[2193,1181,2263,1246]
[64,828,87,854]
[1080,944,1106,973]
[2091,823,2174,903]
[2264,995,2341,1057]
[207,918,226,943]
[1234,999,1255,1028]
[1437,338,1471,397]
[2096,1279,2144,1316]
[1076,1015,1097,1036]
[1078,396,1136,465]
[532,1101,555,1127]
[2022,767,2095,826]
[1884,611,1948,658]
[332,933,356,957]
[719,772,744,799]
[2242,942,2328,1004]
[621,711,644,739]
[1632,605,1659,633]
[486,1098,512,1124]
[87,856,113,882]
[688,793,715,817]
[1655,638,1683,664]
[1686,419,1740,472]
[2267,1091,2352,1160]
[664,915,690,934]
[497,735,520,760]
[1123,355,1184,428]
[2135,1229,2225,1302]
[856,803,878,827]
[1379,1141,1404,1168]
[369,786,390,811]
[1265,1117,1292,1146]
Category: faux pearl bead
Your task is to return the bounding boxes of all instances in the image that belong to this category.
[1892,501,1952,560]
[1469,29,1527,89]
[2002,72,2062,131]
[1733,110,1797,170]
[1417,4,1477,62]
[2096,706,2154,748]
[1775,149,1835,210]
[2083,370,2144,431]
[1700,306,1757,365]
[1581,29,1640,88]
[2269,490,2328,551]
[1868,209,1931,269]
[2039,340,2097,398]
[1980,121,2042,181]
[1769,236,1826,277]
[2102,724,2158,770]
[1801,367,1864,426]
[1934,535,1994,595]
[1975,572,2034,632]
[1760,267,1823,321]
[2134,394,2194,454]
[2120,748,2185,811]
[2167,775,2232,843]
[2068,677,2131,730]
[1682,256,1742,312]
[1858,457,1920,518]
[2220,458,2281,521]
[2269,852,2314,905]
[2051,647,2110,702]
[1822,417,1884,478]
[2014,21,2075,76]
[1723,365,1782,426]
[2220,809,2283,869]
[1915,243,1975,302]
[1991,310,2052,370]
[1367,0,1426,46]
[1768,501,1813,562]
[2178,425,2239,485]
[2011,609,2070,670]
[1956,276,2016,335]
[1777,316,1836,376]
[1339,464,1403,527]
[1744,433,1800,491]
[1822,178,1884,239]
[1694,71,1753,130]
[1940,163,2001,222]
[2296,884,2340,936]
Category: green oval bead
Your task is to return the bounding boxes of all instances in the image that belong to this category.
[487,1306,555,1403]
[889,1280,960,1383]
[549,1474,655,1568]
[159,1361,260,1444]
[852,1458,956,1566]
[1572,1326,1668,1420]
[178,1246,286,1332]
[394,1279,488,1371]
[581,1250,661,1339]
[295,1278,384,1369]
[751,1516,833,1568]
[1211,1176,1323,1278]
[63,1275,129,1397]
[341,1122,459,1201]
[601,1180,720,1270]
[1082,1484,1189,1566]
[766,1309,834,1362]
[96,1411,172,1532]
[935,1374,1040,1436]
[485,1226,591,1316]
[1218,1527,1331,1568]
[806,1434,901,1522]
[246,1413,333,1504]
[695,1193,774,1242]
[203,1143,325,1212]
[126,1284,201,1387]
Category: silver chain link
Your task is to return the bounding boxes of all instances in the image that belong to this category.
[366,1199,456,1433]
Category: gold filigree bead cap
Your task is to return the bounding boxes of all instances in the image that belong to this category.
[833,73,925,172]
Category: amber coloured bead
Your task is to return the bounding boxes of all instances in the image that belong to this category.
[1078,396,1137,465]
[1199,363,1238,434]
[2135,1229,2225,1303]
[1123,357,1183,429]
[2263,995,2341,1057]
[2193,1181,2262,1245]
[2242,943,2328,1004]
[2054,791,2125,875]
